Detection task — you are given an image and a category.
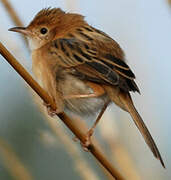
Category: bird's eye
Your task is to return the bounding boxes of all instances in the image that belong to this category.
[40,27,48,34]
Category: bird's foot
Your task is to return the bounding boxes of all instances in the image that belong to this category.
[43,102,60,117]
[81,129,94,152]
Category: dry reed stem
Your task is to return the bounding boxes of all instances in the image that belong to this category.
[0,41,125,180]
[0,138,33,180]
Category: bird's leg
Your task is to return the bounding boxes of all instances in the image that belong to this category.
[81,100,110,151]
[64,82,105,99]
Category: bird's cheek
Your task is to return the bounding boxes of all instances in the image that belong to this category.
[27,38,42,51]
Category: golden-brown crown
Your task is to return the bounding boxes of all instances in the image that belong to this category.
[28,8,85,29]
[28,8,65,27]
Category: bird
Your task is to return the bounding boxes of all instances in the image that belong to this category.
[9,7,165,167]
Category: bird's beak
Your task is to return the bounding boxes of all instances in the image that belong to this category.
[8,27,31,36]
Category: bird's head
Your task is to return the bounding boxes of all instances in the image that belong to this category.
[9,8,84,50]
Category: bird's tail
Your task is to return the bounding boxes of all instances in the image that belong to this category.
[118,92,165,168]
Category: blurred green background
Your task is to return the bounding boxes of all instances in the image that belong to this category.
[0,0,171,179]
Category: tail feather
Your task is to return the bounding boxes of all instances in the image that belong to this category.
[119,92,165,168]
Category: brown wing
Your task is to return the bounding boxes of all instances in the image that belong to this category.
[48,26,139,93]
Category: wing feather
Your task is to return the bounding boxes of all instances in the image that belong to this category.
[49,29,139,92]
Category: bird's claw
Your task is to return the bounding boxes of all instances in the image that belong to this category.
[43,102,59,117]
[81,129,94,152]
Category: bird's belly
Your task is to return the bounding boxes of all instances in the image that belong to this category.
[58,74,109,115]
